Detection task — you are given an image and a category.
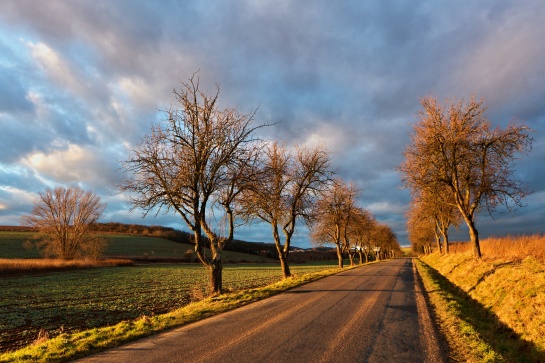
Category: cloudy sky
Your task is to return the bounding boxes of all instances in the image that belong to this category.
[1,0,544,247]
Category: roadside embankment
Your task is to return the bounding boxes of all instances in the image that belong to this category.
[417,252,545,362]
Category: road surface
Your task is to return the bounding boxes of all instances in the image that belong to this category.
[75,258,444,362]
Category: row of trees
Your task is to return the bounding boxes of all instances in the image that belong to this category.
[399,97,533,257]
[22,75,400,294]
[119,75,398,293]
[310,179,400,267]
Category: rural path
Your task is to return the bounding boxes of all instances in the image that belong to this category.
[75,258,445,363]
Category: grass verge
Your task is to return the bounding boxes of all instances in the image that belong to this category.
[0,265,356,363]
[0,258,133,274]
[415,258,545,362]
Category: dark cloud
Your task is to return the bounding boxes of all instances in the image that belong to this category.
[1,0,544,247]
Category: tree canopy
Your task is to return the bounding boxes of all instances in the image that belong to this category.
[399,96,533,257]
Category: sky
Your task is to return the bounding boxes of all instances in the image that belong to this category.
[1,0,544,248]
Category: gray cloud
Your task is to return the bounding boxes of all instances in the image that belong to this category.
[1,0,544,247]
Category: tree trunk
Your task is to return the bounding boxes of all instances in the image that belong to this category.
[434,231,442,254]
[347,249,355,266]
[194,226,224,294]
[443,229,450,254]
[357,251,364,265]
[272,223,291,278]
[336,244,344,268]
[279,253,291,279]
[467,219,482,258]
[209,259,222,294]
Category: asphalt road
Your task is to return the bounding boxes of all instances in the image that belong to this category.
[75,258,445,363]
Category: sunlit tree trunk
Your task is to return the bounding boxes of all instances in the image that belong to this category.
[466,218,481,258]
[273,222,291,278]
[442,229,450,254]
[336,244,344,268]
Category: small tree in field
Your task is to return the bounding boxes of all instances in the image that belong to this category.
[22,186,107,260]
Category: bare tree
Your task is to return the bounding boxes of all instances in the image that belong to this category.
[21,186,106,260]
[119,75,263,294]
[241,142,332,278]
[350,208,375,264]
[405,198,438,254]
[417,186,460,254]
[310,179,358,268]
[371,223,400,260]
[400,96,533,258]
[408,219,434,254]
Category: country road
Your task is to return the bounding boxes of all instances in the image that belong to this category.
[75,259,445,363]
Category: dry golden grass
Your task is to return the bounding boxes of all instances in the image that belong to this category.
[416,258,545,362]
[0,258,133,274]
[420,245,545,360]
[449,234,545,263]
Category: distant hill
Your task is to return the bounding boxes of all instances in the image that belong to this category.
[0,223,337,262]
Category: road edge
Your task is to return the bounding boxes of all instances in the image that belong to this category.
[412,258,448,363]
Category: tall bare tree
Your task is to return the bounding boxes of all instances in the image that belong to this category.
[400,96,533,258]
[21,186,106,260]
[241,142,332,278]
[120,75,263,293]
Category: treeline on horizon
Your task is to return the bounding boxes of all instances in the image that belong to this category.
[0,223,335,260]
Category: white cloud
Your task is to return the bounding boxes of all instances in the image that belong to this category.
[366,201,407,216]
[117,77,157,109]
[25,40,85,96]
[0,185,38,215]
[21,144,103,186]
[299,122,346,153]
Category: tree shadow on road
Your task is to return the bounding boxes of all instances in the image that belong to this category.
[419,262,545,362]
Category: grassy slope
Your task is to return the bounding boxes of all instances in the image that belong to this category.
[418,253,545,362]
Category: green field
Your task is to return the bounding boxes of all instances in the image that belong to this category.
[0,231,338,353]
[0,263,337,353]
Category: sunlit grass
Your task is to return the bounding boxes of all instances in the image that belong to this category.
[418,245,545,362]
[415,259,504,362]
[449,234,545,264]
[0,258,133,274]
